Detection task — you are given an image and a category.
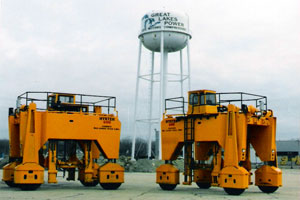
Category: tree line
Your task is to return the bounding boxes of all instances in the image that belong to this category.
[0,138,156,159]
[0,139,9,157]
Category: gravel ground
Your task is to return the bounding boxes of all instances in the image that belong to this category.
[0,169,299,200]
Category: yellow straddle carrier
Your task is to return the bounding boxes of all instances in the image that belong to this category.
[156,90,282,195]
[2,92,124,190]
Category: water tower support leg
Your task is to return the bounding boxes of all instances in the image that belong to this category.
[180,50,183,97]
[187,40,191,91]
[159,31,165,160]
[131,41,143,161]
[147,52,155,159]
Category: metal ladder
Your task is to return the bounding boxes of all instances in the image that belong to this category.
[183,117,195,185]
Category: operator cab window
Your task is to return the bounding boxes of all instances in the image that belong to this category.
[200,95,205,105]
[189,93,199,105]
[58,96,74,104]
[205,93,216,105]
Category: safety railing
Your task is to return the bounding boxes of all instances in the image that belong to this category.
[165,92,268,115]
[16,91,116,114]
[165,97,187,116]
[216,92,267,111]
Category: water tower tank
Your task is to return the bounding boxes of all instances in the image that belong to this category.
[139,10,192,52]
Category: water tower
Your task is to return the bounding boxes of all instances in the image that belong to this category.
[131,10,192,160]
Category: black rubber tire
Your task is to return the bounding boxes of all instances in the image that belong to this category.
[159,183,177,191]
[4,181,18,187]
[258,186,278,193]
[224,187,245,195]
[19,184,41,191]
[80,180,98,187]
[100,183,121,190]
[196,182,211,189]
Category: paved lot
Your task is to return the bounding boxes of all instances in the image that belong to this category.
[0,169,299,200]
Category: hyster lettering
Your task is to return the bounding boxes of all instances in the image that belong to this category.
[99,117,115,121]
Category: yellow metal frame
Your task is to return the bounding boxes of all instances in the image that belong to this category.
[157,89,282,195]
[3,92,124,190]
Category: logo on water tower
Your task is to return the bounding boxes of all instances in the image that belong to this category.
[142,14,161,31]
[141,12,188,34]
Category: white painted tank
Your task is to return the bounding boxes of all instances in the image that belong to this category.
[139,10,192,52]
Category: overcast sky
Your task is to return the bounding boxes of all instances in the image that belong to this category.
[0,0,299,140]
